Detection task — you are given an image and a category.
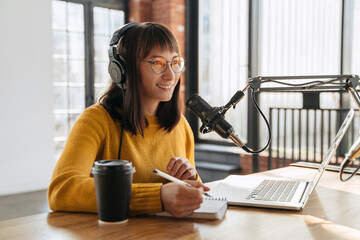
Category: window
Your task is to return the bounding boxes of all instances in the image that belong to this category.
[198,0,249,142]
[52,0,126,160]
[93,7,124,100]
[196,0,358,149]
[258,0,343,148]
[52,1,85,160]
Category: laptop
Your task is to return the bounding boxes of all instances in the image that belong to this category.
[208,108,355,210]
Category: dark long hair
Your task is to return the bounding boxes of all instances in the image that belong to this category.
[98,22,181,136]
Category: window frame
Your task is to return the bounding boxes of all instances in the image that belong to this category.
[55,0,128,108]
[52,0,128,160]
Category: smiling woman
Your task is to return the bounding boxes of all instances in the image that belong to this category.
[139,48,182,116]
[48,22,209,219]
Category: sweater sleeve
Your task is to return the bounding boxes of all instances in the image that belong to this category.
[48,106,163,215]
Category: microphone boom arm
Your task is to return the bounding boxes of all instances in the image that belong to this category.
[247,74,360,181]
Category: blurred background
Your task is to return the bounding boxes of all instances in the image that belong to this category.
[0,0,359,216]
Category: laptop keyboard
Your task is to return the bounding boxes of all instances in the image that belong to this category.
[246,180,300,202]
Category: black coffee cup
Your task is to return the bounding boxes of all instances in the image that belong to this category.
[91,160,135,223]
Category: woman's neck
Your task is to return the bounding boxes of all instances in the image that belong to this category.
[142,100,159,116]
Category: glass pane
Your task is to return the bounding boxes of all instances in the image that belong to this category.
[68,32,84,58]
[69,87,85,109]
[198,0,249,141]
[94,7,110,35]
[54,113,68,137]
[258,0,342,148]
[95,86,110,101]
[69,60,85,84]
[260,0,342,76]
[94,61,110,84]
[69,113,81,130]
[351,0,360,74]
[320,93,340,109]
[110,9,125,33]
[94,35,109,59]
[260,93,303,109]
[53,31,67,57]
[68,2,84,32]
[55,141,66,160]
[52,0,87,162]
[53,59,67,83]
[52,0,66,30]
[54,86,68,109]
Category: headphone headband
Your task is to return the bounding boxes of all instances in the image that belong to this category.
[109,22,140,46]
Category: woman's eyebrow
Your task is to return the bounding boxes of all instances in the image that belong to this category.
[149,55,163,58]
[148,54,179,59]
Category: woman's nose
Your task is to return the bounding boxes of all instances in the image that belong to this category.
[163,63,176,80]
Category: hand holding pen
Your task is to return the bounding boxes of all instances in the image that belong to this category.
[154,169,212,197]
[154,169,211,218]
[166,157,197,180]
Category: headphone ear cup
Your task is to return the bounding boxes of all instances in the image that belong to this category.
[108,47,126,88]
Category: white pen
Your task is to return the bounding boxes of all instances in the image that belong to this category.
[153,169,193,187]
[153,169,213,198]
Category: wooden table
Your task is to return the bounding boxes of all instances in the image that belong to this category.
[1,166,360,240]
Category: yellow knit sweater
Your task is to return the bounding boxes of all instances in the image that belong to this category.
[48,104,196,216]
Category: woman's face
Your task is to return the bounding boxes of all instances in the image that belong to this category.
[139,47,181,115]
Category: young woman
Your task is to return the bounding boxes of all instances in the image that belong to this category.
[48,22,209,218]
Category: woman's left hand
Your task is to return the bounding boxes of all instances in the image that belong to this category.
[166,157,197,180]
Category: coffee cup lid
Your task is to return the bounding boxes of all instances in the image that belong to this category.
[91,160,135,174]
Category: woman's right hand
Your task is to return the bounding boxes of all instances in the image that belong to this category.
[160,181,205,218]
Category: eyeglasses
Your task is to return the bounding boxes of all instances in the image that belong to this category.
[140,56,185,74]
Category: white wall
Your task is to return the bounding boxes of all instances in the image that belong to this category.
[0,0,54,196]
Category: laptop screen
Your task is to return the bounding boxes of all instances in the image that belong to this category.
[309,108,354,192]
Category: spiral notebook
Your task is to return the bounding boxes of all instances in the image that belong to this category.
[155,196,227,220]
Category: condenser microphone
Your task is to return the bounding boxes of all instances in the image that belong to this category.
[186,93,246,149]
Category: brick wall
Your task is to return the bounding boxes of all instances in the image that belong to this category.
[129,0,186,111]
